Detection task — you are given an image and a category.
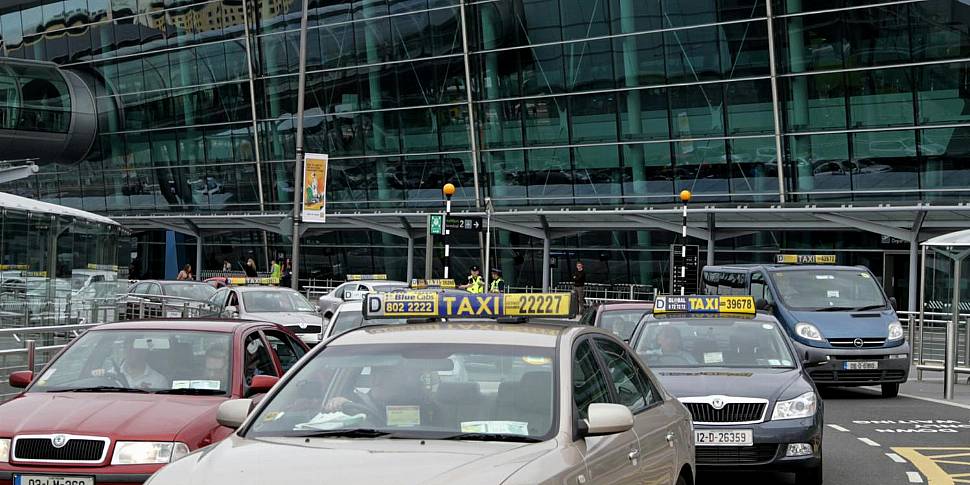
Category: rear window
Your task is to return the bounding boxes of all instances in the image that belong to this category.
[598,310,650,340]
[166,283,217,300]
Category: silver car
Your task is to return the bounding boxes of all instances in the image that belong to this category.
[317,279,408,319]
[146,323,695,485]
[208,286,324,346]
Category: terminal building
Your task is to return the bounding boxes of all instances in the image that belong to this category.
[0,0,968,309]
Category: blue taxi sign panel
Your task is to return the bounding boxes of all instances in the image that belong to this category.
[775,254,836,265]
[654,295,756,314]
[364,292,575,319]
[347,274,388,281]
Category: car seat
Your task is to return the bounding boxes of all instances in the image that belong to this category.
[513,372,553,436]
[434,382,483,429]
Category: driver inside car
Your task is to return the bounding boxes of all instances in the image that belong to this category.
[92,337,168,389]
[651,326,698,364]
[323,364,436,427]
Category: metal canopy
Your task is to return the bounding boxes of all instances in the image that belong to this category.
[113,203,970,240]
[922,229,970,248]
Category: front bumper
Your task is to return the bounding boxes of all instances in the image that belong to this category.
[0,464,159,484]
[795,341,910,386]
[295,333,321,346]
[695,415,822,470]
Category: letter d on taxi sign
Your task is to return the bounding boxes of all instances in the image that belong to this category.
[655,297,666,311]
[368,296,382,313]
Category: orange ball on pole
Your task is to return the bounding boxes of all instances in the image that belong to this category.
[443,183,456,197]
[679,190,692,203]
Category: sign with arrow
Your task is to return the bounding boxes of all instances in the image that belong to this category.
[446,215,483,232]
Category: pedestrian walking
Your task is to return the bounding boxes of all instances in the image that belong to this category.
[222,259,232,273]
[572,261,586,310]
[270,258,282,284]
[244,258,258,277]
[177,264,193,281]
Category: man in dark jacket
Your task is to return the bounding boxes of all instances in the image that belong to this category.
[572,261,586,311]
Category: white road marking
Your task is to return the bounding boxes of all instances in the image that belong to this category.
[886,453,907,463]
[860,386,970,410]
[828,424,850,432]
[906,471,924,483]
[859,437,881,447]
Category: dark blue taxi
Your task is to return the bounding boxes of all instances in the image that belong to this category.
[629,295,825,485]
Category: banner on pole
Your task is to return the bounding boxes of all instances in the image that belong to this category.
[301,153,329,223]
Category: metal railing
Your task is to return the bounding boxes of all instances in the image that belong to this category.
[900,310,970,384]
[0,322,101,402]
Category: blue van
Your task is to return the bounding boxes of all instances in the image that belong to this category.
[702,257,909,397]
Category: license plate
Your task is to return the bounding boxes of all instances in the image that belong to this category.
[845,361,879,370]
[694,429,753,446]
[14,475,94,485]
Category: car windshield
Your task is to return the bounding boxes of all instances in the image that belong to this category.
[598,309,650,340]
[243,290,316,313]
[371,284,408,292]
[770,269,887,311]
[330,310,406,337]
[30,330,233,393]
[633,319,796,369]
[247,342,556,440]
[165,283,216,300]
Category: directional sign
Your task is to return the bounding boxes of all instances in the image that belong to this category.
[429,214,444,235]
[670,244,700,295]
[445,215,483,232]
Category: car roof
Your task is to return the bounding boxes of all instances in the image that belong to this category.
[91,319,271,333]
[597,302,654,311]
[346,280,408,285]
[135,280,210,285]
[704,264,864,272]
[232,286,299,293]
[329,322,568,347]
[335,301,363,312]
[642,312,780,324]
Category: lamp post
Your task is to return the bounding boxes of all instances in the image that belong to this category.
[289,0,310,290]
[443,183,456,279]
[483,197,493,291]
[679,190,692,296]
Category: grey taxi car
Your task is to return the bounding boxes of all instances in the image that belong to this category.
[317,277,407,319]
[146,291,695,485]
[208,286,324,346]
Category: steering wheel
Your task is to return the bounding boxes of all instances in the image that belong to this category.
[108,357,130,387]
[340,401,382,420]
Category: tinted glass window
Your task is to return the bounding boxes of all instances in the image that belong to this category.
[264,330,306,373]
[243,332,277,387]
[633,319,796,368]
[770,269,887,310]
[597,310,650,340]
[594,338,660,412]
[572,339,612,419]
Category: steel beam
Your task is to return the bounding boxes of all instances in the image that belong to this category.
[491,219,545,239]
[624,214,710,240]
[815,213,913,241]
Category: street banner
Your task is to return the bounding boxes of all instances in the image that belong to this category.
[302,153,329,223]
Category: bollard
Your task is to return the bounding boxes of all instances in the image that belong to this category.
[91,301,99,324]
[917,313,926,381]
[139,301,145,319]
[965,316,970,367]
[25,339,36,373]
[182,303,189,318]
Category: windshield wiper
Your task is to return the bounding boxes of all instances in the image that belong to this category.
[291,428,392,439]
[439,432,542,443]
[49,386,149,393]
[155,388,226,395]
[815,306,855,312]
[854,304,887,312]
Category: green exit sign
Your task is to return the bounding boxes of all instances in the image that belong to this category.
[429,214,444,235]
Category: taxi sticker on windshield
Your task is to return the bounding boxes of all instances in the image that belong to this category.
[263,411,285,421]
[704,352,724,364]
[522,356,552,366]
[860,273,871,278]
[386,405,421,427]
[172,380,221,390]
[815,275,835,280]
[827,290,840,298]
[762,324,774,330]
[461,421,529,436]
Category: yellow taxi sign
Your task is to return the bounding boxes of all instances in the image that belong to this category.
[775,254,836,265]
[653,295,756,315]
[410,278,457,289]
[347,274,388,281]
[227,276,281,286]
[364,292,575,319]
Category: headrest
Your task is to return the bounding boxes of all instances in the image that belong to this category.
[435,382,481,405]
[514,372,552,413]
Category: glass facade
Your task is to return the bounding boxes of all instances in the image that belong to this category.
[0,0,968,286]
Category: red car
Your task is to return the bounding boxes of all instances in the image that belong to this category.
[0,319,309,485]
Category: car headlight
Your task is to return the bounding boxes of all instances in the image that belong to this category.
[888,321,904,341]
[111,441,190,465]
[0,438,9,462]
[795,322,825,341]
[772,391,817,421]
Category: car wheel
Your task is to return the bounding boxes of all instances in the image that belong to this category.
[881,383,900,398]
[796,461,823,485]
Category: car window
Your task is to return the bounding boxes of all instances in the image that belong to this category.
[750,272,773,305]
[333,283,355,300]
[228,291,240,308]
[243,332,278,388]
[597,310,649,341]
[572,339,612,420]
[147,283,162,296]
[209,288,229,308]
[263,330,306,373]
[131,282,150,295]
[594,338,661,412]
[579,308,596,326]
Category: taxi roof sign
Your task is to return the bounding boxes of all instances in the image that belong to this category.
[410,278,457,289]
[364,291,576,319]
[347,274,388,281]
[775,254,836,265]
[653,295,756,315]
[226,276,280,286]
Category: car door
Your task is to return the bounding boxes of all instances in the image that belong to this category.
[262,328,308,374]
[240,330,279,398]
[226,290,241,317]
[208,288,229,316]
[594,337,678,484]
[572,337,640,484]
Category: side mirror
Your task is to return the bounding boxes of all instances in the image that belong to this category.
[217,398,254,429]
[249,375,279,394]
[580,403,634,438]
[802,349,830,367]
[9,370,33,389]
[889,297,898,310]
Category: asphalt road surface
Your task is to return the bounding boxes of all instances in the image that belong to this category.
[697,387,970,485]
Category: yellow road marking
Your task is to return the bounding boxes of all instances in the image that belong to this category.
[894,448,970,485]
